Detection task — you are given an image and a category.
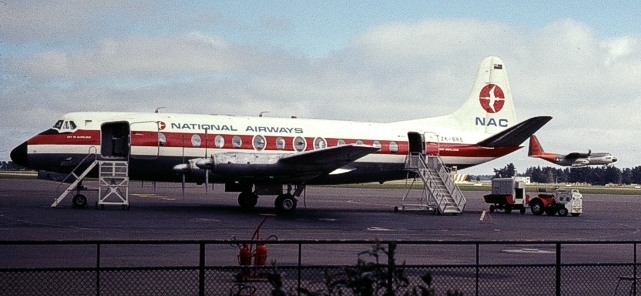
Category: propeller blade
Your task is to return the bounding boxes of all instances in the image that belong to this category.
[182,173,185,197]
[205,170,209,195]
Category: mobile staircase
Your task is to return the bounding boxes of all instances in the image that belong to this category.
[397,153,466,214]
[52,153,129,209]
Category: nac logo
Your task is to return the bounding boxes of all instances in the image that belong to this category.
[478,84,505,113]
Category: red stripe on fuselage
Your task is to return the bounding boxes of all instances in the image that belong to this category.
[28,130,100,146]
[27,129,520,158]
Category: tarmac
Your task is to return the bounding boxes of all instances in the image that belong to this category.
[2,178,641,267]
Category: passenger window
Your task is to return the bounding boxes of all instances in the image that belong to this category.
[337,139,346,146]
[276,137,286,150]
[232,136,242,148]
[373,141,382,152]
[389,142,398,154]
[253,135,266,151]
[294,136,306,152]
[215,135,224,148]
[314,137,326,150]
[191,134,202,147]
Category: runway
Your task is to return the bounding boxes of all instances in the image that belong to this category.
[2,178,641,242]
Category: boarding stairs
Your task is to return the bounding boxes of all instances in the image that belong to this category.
[52,157,129,209]
[398,154,466,214]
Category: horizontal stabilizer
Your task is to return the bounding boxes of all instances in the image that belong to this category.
[280,144,379,168]
[477,116,552,148]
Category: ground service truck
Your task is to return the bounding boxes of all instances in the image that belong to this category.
[483,178,582,216]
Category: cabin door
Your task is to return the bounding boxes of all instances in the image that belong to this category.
[100,122,130,159]
[129,121,161,160]
[406,132,424,168]
[424,132,440,156]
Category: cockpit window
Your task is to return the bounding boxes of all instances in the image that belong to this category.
[53,120,78,132]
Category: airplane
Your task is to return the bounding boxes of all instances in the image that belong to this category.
[10,56,551,214]
[528,135,617,167]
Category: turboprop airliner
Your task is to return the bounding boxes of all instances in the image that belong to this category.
[11,56,551,213]
[528,135,617,167]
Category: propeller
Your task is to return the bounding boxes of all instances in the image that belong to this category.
[196,158,213,195]
[172,163,189,197]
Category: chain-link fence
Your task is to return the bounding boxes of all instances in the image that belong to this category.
[1,240,639,295]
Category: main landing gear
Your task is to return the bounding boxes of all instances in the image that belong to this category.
[236,184,304,215]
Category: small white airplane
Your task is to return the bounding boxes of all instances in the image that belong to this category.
[10,56,551,213]
[528,135,617,167]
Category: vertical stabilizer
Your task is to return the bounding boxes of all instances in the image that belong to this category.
[448,56,517,135]
[528,135,544,156]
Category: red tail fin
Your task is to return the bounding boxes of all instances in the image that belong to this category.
[528,135,544,156]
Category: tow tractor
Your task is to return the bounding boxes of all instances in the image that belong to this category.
[483,178,583,216]
[529,188,583,216]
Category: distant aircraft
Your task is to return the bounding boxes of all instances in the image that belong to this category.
[528,135,617,167]
[11,56,551,213]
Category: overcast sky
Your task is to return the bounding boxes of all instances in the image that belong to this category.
[1,1,640,175]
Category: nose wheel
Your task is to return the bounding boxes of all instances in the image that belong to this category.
[72,194,88,208]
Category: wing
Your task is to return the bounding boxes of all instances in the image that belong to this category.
[280,144,380,171]
[197,144,380,183]
[565,152,590,159]
[477,116,552,148]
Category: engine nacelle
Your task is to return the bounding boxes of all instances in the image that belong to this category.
[200,152,287,178]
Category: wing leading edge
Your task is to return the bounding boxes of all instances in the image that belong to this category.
[280,144,380,170]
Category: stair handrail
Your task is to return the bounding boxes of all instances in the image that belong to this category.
[427,156,466,211]
[418,155,451,212]
[56,147,98,191]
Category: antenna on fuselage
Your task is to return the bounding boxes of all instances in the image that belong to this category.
[155,107,166,113]
[259,111,269,117]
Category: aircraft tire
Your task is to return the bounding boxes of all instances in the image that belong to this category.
[238,192,258,209]
[72,194,87,208]
[530,199,544,215]
[275,194,297,214]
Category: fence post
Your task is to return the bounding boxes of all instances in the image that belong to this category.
[556,243,561,296]
[199,243,205,296]
[387,242,394,296]
[298,243,302,296]
[96,243,101,296]
[635,243,638,295]
[475,243,479,296]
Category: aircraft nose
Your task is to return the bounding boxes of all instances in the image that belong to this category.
[613,157,618,162]
[10,141,28,168]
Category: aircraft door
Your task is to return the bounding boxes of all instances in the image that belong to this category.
[424,132,440,156]
[407,132,425,156]
[129,121,161,160]
[101,122,130,158]
[406,132,425,169]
